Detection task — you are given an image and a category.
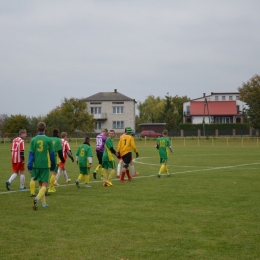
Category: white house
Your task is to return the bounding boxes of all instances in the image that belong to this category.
[183,92,245,124]
[84,89,136,133]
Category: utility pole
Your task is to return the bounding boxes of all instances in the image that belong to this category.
[203,98,210,136]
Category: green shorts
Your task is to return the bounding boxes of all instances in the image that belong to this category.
[160,158,168,164]
[79,166,90,175]
[32,168,50,182]
[102,160,116,170]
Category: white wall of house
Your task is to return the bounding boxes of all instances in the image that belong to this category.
[86,100,136,133]
[183,92,245,124]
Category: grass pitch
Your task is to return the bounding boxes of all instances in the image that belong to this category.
[0,140,259,260]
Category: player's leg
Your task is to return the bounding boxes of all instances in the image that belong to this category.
[85,168,91,188]
[6,162,19,190]
[116,158,122,178]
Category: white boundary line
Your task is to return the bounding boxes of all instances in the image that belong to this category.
[1,160,260,196]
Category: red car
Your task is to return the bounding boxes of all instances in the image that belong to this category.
[140,130,162,138]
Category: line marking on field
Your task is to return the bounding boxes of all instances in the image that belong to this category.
[1,161,260,196]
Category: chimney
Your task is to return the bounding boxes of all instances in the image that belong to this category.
[114,89,117,93]
[203,93,206,97]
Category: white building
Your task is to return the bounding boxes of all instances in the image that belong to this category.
[84,89,136,133]
[183,92,245,124]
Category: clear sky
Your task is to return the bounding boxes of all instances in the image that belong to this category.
[1,0,259,117]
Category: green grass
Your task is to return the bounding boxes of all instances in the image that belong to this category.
[0,141,259,260]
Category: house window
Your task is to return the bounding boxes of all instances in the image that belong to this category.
[229,96,233,100]
[186,106,190,116]
[215,96,219,101]
[113,121,124,129]
[222,96,226,100]
[237,106,240,114]
[95,121,101,130]
[236,96,239,100]
[215,117,230,123]
[113,106,124,114]
[91,107,101,114]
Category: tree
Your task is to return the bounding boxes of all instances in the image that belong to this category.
[0,114,9,135]
[57,98,94,134]
[2,114,29,136]
[137,95,164,123]
[44,110,70,136]
[238,74,260,129]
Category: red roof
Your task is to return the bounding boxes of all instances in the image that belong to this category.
[190,101,237,116]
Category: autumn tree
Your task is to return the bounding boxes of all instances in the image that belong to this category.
[137,95,164,123]
[238,74,260,129]
[55,98,94,135]
[2,114,29,136]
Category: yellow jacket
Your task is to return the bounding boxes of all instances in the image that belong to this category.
[117,134,138,157]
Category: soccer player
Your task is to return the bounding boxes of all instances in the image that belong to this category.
[117,127,139,183]
[156,130,173,178]
[27,122,55,210]
[102,129,118,186]
[116,128,138,178]
[75,137,93,188]
[6,129,27,191]
[48,129,65,193]
[93,128,108,180]
[54,132,74,186]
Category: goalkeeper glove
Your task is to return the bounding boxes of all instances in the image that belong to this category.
[136,152,139,158]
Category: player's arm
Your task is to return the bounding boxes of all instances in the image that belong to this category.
[20,149,25,162]
[87,156,92,168]
[67,150,74,162]
[109,147,117,155]
[27,151,34,171]
[58,149,65,163]
[169,145,174,153]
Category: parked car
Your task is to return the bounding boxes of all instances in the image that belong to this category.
[140,130,162,138]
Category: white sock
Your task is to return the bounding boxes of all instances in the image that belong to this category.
[9,173,17,183]
[130,165,135,174]
[63,170,69,181]
[20,174,25,188]
[117,164,121,175]
[55,169,61,183]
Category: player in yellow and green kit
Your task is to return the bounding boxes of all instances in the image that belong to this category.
[27,122,55,210]
[102,129,118,187]
[156,130,173,178]
[48,129,65,193]
[117,127,139,182]
[75,137,93,188]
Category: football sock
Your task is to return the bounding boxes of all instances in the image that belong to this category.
[9,173,17,183]
[101,168,105,178]
[95,164,101,173]
[20,174,25,188]
[130,164,135,174]
[126,169,131,179]
[55,169,61,183]
[30,180,36,195]
[108,169,115,181]
[121,170,126,180]
[63,170,69,181]
[37,186,47,201]
[165,166,169,175]
[78,174,83,181]
[103,171,108,181]
[41,194,46,204]
[85,175,90,185]
[159,165,165,174]
[117,164,121,175]
[49,174,56,189]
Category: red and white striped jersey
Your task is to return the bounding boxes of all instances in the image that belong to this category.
[11,137,24,163]
[61,138,71,160]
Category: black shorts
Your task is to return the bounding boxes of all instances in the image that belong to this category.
[96,151,103,165]
[122,152,132,165]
